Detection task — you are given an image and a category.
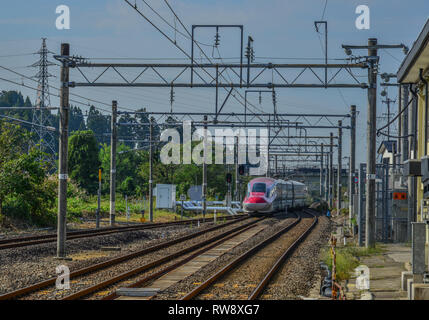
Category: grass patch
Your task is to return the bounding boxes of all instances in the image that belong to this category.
[67,194,228,223]
[321,247,359,281]
[321,243,386,281]
[345,244,385,257]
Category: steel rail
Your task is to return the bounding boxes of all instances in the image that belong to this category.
[0,216,249,300]
[248,209,318,300]
[0,215,245,250]
[62,218,263,300]
[180,212,303,300]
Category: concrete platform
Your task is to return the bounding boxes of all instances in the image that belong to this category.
[115,224,268,300]
[346,243,411,300]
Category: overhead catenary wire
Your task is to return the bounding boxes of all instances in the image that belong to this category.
[126,0,267,116]
[140,0,213,47]
[321,0,328,20]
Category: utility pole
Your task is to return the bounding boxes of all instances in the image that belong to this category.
[109,100,118,226]
[350,105,357,225]
[235,136,239,201]
[325,153,329,202]
[149,117,154,222]
[57,43,70,258]
[202,115,208,222]
[342,38,408,247]
[320,144,324,198]
[382,97,396,139]
[401,86,409,164]
[366,38,378,248]
[96,168,101,229]
[337,120,342,212]
[275,155,278,175]
[246,36,254,89]
[267,115,271,177]
[329,132,334,208]
[407,85,417,241]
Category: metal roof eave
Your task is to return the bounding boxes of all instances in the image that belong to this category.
[397,18,429,83]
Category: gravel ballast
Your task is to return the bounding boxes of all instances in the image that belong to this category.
[260,214,331,299]
[154,212,299,300]
[155,211,331,300]
[0,218,246,297]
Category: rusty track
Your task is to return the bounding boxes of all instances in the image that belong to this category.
[63,217,264,300]
[247,209,318,300]
[180,212,303,300]
[0,214,246,250]
[0,216,249,300]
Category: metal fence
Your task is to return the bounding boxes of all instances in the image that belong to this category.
[358,162,408,245]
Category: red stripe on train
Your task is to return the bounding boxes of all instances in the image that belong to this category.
[245,196,268,204]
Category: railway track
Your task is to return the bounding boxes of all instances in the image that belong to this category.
[0,214,245,251]
[180,209,318,300]
[0,215,255,300]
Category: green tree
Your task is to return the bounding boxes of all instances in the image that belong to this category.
[0,122,56,225]
[87,105,110,144]
[69,105,86,132]
[117,113,136,148]
[0,91,33,122]
[99,143,144,196]
[68,130,100,194]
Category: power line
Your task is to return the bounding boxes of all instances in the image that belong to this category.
[160,0,266,116]
[140,0,213,47]
[0,53,35,58]
[381,48,402,63]
[0,64,114,113]
[321,0,328,20]
[0,74,112,114]
[0,114,57,132]
[315,24,349,108]
[124,0,252,115]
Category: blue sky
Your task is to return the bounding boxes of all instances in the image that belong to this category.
[0,0,428,165]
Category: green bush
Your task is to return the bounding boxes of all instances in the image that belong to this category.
[321,243,385,281]
[321,246,359,281]
[68,130,100,195]
[0,123,58,227]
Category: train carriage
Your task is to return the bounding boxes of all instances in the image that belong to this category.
[243,177,308,214]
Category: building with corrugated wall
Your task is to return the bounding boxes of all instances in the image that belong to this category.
[397,18,429,235]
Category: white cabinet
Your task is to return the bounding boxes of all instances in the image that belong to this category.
[155,184,176,209]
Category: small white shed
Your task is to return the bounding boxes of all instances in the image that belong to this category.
[155,184,176,209]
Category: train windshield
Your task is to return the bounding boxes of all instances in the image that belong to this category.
[252,183,266,193]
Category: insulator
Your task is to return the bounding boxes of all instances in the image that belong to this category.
[170,87,175,105]
[245,46,250,59]
[214,32,220,47]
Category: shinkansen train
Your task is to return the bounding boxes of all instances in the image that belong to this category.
[243,177,308,214]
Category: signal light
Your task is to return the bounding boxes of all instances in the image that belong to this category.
[226,173,232,184]
[239,165,245,175]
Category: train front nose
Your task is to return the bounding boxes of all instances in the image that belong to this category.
[243,196,270,212]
